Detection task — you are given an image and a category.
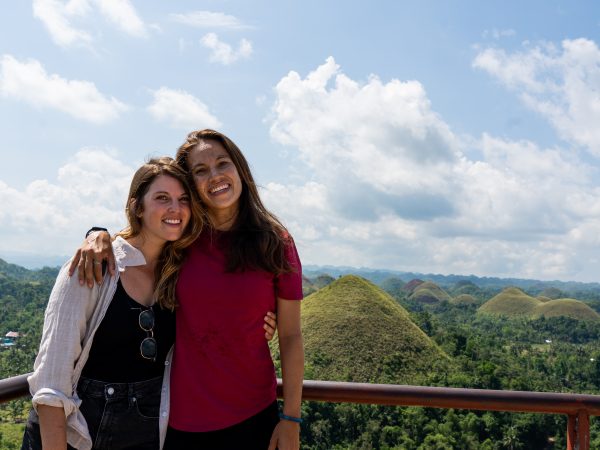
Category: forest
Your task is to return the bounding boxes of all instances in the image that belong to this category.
[1,259,600,449]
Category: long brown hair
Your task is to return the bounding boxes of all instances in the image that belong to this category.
[116,157,204,309]
[176,129,292,274]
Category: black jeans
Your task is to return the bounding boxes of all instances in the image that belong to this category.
[22,376,163,450]
[163,401,280,450]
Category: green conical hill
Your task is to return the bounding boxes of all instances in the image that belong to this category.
[302,274,336,296]
[409,281,451,303]
[533,299,600,322]
[478,287,539,317]
[300,275,448,383]
[451,281,484,298]
[451,294,478,306]
[380,276,405,297]
[402,279,424,294]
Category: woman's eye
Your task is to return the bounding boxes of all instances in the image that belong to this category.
[180,196,190,204]
[194,168,207,175]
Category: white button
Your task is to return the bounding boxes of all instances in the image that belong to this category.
[107,387,115,395]
[164,361,169,366]
[161,411,167,417]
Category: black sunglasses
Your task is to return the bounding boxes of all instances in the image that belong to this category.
[138,308,157,362]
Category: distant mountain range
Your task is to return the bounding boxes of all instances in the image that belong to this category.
[304,264,600,294]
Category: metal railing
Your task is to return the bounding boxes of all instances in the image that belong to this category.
[2,374,598,449]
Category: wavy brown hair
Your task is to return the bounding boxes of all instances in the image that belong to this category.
[176,129,292,274]
[116,157,204,310]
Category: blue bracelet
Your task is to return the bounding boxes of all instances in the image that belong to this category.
[279,413,303,424]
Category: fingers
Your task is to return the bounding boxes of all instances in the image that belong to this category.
[265,312,277,328]
[84,251,95,288]
[93,258,103,284]
[264,322,274,340]
[77,249,87,286]
[107,251,116,277]
[264,311,278,341]
[68,248,83,276]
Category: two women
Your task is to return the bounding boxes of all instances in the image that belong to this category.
[30,129,304,449]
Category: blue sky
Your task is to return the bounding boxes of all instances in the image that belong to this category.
[2,1,600,282]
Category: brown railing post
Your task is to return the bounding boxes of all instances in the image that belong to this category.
[567,414,576,450]
[577,410,590,450]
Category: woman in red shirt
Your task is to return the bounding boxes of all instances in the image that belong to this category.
[163,129,304,450]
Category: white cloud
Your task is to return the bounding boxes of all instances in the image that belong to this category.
[200,33,253,65]
[94,0,148,37]
[265,57,600,281]
[0,149,134,256]
[33,0,148,48]
[473,38,600,156]
[169,11,250,30]
[0,54,128,123]
[147,87,222,130]
[33,0,93,47]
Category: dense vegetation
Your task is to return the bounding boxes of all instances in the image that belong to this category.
[0,259,58,449]
[3,260,600,448]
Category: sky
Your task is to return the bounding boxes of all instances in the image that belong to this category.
[2,1,600,282]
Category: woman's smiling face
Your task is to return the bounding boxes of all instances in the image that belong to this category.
[137,174,191,244]
[188,139,242,229]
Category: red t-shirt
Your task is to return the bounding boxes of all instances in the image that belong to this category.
[169,230,303,431]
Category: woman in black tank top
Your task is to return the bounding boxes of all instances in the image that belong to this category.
[23,158,200,450]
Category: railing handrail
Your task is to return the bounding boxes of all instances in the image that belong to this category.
[0,373,29,403]
[4,372,600,417]
[283,380,600,416]
[2,373,598,449]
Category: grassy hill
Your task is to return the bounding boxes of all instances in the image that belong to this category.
[302,274,335,296]
[533,299,600,321]
[380,276,405,297]
[478,288,600,322]
[451,293,478,306]
[478,287,540,317]
[402,278,424,294]
[450,280,486,298]
[296,275,449,383]
[409,281,452,304]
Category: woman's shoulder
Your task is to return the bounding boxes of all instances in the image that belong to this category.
[112,236,146,268]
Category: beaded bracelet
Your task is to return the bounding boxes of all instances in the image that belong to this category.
[279,413,303,424]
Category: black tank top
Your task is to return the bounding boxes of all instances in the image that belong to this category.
[81,279,175,382]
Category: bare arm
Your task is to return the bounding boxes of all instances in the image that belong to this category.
[268,299,304,450]
[38,404,68,450]
[67,230,115,288]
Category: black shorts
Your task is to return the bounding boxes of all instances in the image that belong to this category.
[163,401,279,450]
[22,376,163,450]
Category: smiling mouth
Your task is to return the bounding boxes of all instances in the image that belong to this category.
[163,219,182,225]
[209,183,230,194]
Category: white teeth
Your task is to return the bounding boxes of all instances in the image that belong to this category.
[163,219,181,224]
[210,183,229,194]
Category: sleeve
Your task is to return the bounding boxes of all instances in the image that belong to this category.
[275,237,303,301]
[27,260,99,417]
